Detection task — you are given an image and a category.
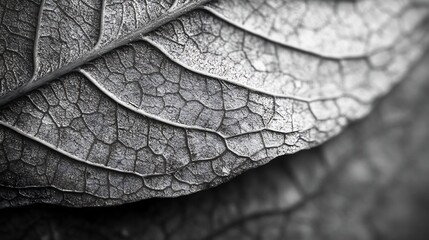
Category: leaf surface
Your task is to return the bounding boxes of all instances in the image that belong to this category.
[1,50,429,239]
[0,0,428,207]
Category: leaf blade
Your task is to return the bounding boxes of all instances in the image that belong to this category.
[0,0,428,207]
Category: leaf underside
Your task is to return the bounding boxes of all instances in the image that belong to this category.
[1,51,429,239]
[0,0,428,207]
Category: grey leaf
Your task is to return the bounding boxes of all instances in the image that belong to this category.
[1,50,429,239]
[0,0,428,207]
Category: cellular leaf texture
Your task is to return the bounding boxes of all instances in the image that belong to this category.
[0,0,428,207]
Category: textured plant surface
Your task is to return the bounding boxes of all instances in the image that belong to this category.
[1,48,429,240]
[0,0,429,208]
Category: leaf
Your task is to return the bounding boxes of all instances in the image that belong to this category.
[1,50,429,239]
[0,0,428,207]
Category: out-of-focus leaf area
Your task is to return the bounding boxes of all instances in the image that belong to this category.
[0,50,428,240]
